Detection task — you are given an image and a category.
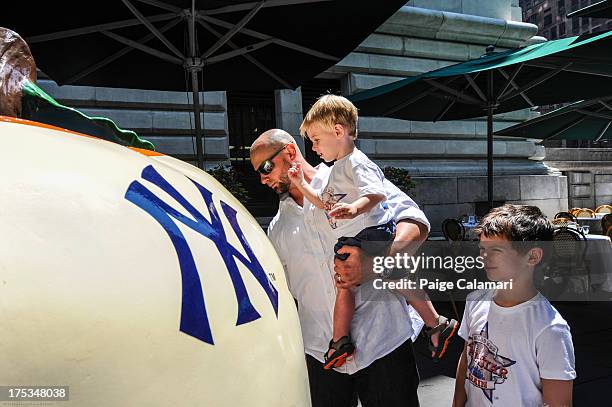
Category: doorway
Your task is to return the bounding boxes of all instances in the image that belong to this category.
[227,91,279,217]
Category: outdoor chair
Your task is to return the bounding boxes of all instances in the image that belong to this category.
[554,211,577,222]
[569,208,582,216]
[601,214,612,234]
[575,208,595,218]
[551,218,574,227]
[442,218,465,241]
[549,227,590,297]
[595,204,612,214]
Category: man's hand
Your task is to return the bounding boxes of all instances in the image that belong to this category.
[333,219,428,288]
[333,245,374,289]
[328,202,358,219]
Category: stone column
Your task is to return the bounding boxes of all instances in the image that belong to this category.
[274,88,305,154]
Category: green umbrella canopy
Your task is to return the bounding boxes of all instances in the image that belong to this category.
[495,96,612,141]
[350,30,612,209]
[350,30,612,121]
[567,0,612,19]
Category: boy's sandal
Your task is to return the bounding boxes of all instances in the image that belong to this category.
[422,315,458,362]
[323,336,355,370]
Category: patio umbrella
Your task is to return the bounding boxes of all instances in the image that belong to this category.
[567,0,612,18]
[2,0,406,168]
[350,30,612,208]
[495,96,612,142]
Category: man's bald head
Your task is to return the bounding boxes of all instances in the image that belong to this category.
[251,129,296,156]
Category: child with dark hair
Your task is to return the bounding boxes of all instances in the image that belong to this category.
[453,204,575,407]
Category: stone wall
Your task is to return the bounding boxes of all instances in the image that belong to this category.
[37,80,229,169]
[410,174,568,233]
[545,148,612,209]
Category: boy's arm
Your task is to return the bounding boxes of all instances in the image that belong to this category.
[536,323,576,407]
[295,179,325,209]
[328,193,384,219]
[287,162,325,209]
[541,379,573,407]
[452,343,468,407]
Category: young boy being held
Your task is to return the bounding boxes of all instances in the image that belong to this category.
[453,204,576,407]
[289,94,457,369]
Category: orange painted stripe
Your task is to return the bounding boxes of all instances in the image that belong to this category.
[128,147,164,156]
[0,115,164,158]
[0,115,99,140]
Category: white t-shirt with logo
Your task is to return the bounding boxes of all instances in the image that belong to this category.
[319,147,394,239]
[458,290,576,407]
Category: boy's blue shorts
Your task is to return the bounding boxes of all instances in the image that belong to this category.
[333,221,396,259]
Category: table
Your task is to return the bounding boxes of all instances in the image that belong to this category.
[576,216,604,234]
[585,234,612,292]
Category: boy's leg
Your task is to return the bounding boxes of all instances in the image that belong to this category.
[306,354,358,407]
[398,287,458,359]
[332,288,355,343]
[354,339,420,407]
[401,290,440,328]
[325,288,356,369]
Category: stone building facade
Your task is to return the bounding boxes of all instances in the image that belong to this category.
[40,0,572,234]
[520,0,612,40]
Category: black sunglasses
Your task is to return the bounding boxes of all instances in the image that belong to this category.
[256,144,288,175]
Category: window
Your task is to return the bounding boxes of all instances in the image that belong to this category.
[580,0,588,7]
[544,14,553,26]
[571,0,579,10]
[550,26,558,39]
[559,22,566,36]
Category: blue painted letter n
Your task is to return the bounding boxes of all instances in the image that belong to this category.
[125,165,278,345]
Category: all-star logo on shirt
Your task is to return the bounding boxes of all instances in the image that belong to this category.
[320,186,347,229]
[466,323,516,403]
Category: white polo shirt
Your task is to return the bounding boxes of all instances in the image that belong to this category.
[268,163,430,374]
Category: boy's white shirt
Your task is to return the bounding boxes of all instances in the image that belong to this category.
[458,290,576,407]
[318,147,394,239]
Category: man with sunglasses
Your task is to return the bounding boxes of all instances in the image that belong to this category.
[250,128,434,407]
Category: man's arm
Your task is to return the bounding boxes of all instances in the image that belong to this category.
[452,343,468,407]
[333,219,428,288]
[541,379,573,407]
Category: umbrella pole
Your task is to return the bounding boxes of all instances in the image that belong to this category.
[487,106,493,209]
[188,0,204,170]
[191,69,205,170]
[487,69,495,210]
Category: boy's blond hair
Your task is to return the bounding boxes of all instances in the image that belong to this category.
[300,94,358,139]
